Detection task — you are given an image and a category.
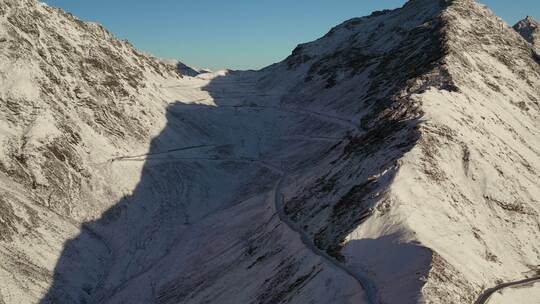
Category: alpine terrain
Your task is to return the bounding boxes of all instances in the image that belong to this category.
[0,0,539,303]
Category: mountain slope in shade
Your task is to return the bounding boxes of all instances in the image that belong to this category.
[0,0,539,303]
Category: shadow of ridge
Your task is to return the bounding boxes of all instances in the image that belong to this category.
[39,102,207,304]
[40,71,274,304]
[344,234,434,304]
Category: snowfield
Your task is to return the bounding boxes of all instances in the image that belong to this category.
[0,0,539,303]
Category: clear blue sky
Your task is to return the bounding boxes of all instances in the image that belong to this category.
[42,0,539,71]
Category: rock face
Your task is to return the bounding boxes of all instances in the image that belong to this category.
[0,0,539,303]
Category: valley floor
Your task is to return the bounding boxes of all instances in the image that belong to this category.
[40,70,376,304]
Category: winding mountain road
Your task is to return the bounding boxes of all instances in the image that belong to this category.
[262,161,379,304]
[475,276,540,304]
[103,151,380,303]
[174,102,362,132]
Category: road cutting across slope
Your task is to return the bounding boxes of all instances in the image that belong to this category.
[475,276,540,304]
[271,169,379,304]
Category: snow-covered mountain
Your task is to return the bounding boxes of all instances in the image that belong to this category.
[0,0,539,303]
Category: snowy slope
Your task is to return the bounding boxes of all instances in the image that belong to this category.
[0,0,211,302]
[0,0,539,304]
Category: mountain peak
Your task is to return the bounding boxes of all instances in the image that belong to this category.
[514,15,540,46]
[525,15,539,23]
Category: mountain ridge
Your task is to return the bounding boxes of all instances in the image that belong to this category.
[261,0,540,302]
